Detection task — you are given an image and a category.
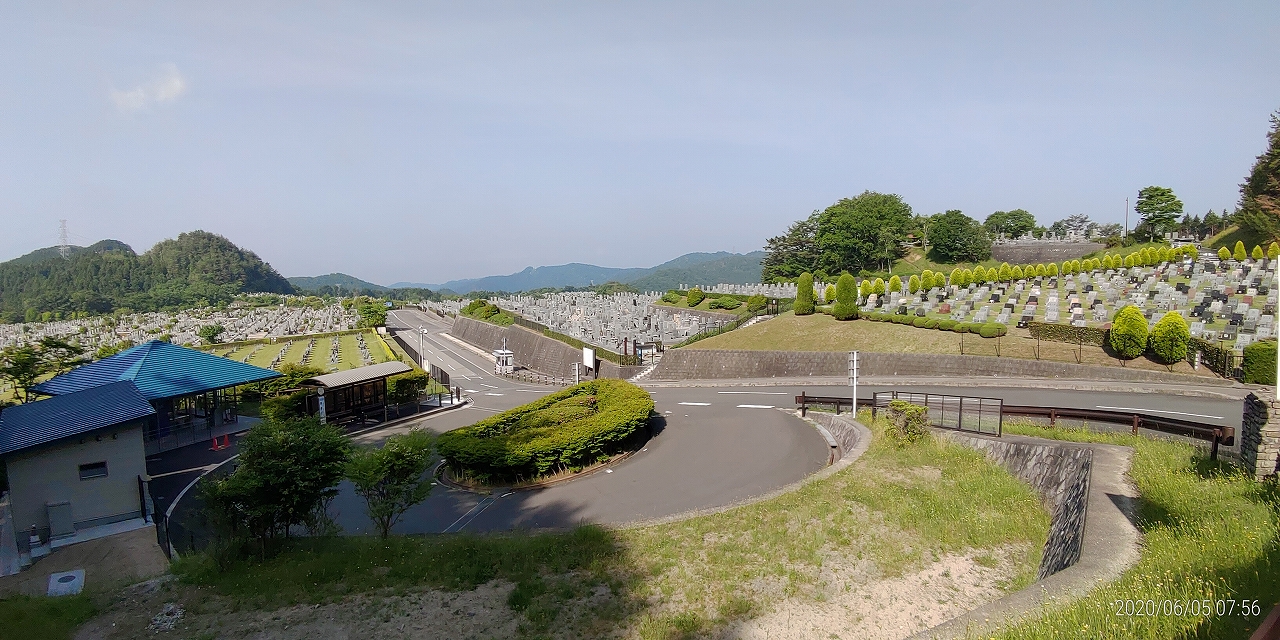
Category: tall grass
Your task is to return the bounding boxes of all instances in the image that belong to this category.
[0,594,96,640]
[996,422,1280,639]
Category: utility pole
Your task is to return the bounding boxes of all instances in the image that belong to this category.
[849,351,859,414]
[58,220,70,258]
[1124,197,1129,239]
[417,325,425,370]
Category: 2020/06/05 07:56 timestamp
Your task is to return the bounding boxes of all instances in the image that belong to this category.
[1113,599,1265,617]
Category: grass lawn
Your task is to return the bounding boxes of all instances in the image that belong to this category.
[653,298,745,316]
[1206,224,1271,252]
[0,594,96,640]
[691,311,1216,376]
[173,413,1048,638]
[994,421,1280,639]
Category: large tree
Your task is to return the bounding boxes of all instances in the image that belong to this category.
[928,210,992,263]
[1134,186,1184,237]
[983,209,1037,238]
[347,429,435,539]
[761,213,820,282]
[1237,110,1280,241]
[814,192,914,274]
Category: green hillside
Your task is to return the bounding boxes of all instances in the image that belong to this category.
[1204,224,1271,251]
[1,239,134,266]
[288,273,388,293]
[626,251,766,291]
[0,230,294,322]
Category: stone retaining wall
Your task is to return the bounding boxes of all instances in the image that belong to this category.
[991,241,1105,264]
[648,348,1234,385]
[803,411,861,458]
[941,432,1093,579]
[450,316,640,380]
[1241,393,1280,481]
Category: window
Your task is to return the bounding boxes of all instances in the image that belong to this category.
[78,461,108,480]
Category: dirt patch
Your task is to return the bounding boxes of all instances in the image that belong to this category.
[75,579,521,640]
[719,547,1025,640]
[0,527,168,597]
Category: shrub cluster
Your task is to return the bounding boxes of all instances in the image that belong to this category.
[885,400,929,446]
[708,295,742,310]
[661,291,682,304]
[387,370,431,404]
[1242,339,1277,385]
[1149,311,1191,364]
[437,379,654,482]
[860,312,1006,337]
[686,288,706,307]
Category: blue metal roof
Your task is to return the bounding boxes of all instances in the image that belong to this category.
[0,381,156,455]
[32,340,280,401]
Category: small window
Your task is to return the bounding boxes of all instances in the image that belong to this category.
[78,462,108,480]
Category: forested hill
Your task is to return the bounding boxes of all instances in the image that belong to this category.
[0,231,294,322]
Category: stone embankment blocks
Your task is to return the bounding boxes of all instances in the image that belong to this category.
[1241,393,1280,480]
[450,316,639,380]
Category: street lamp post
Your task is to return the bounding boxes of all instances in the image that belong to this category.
[417,325,426,371]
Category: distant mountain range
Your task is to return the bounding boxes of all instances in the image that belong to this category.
[376,251,766,294]
[287,273,389,293]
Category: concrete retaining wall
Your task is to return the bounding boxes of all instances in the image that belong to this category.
[450,316,642,380]
[804,412,862,458]
[992,241,1105,264]
[940,432,1092,579]
[1241,393,1280,481]
[648,348,1234,385]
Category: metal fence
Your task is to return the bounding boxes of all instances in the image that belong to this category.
[873,391,1003,436]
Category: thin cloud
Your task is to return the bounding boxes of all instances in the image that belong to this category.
[110,64,187,111]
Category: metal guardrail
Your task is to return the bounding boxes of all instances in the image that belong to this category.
[874,391,1003,437]
[795,391,1236,459]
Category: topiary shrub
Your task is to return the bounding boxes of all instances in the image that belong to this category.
[832,273,859,320]
[1269,243,1279,260]
[952,322,971,333]
[1148,311,1190,364]
[824,284,837,303]
[746,294,767,313]
[908,274,922,294]
[686,287,706,307]
[1234,240,1247,261]
[924,318,939,329]
[1046,262,1059,277]
[978,323,1007,338]
[888,275,902,294]
[661,291,682,304]
[1218,246,1231,261]
[437,379,653,483]
[1242,339,1277,385]
[912,316,929,328]
[794,273,815,315]
[1011,265,1024,280]
[885,400,930,446]
[1109,305,1149,360]
[938,319,957,331]
[1253,245,1265,260]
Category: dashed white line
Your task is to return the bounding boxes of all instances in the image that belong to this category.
[718,391,788,395]
[480,383,499,389]
[678,402,711,406]
[1095,405,1224,420]
[737,404,775,409]
[485,392,504,396]
[464,389,480,393]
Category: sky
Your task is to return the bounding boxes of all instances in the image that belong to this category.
[1,2,1278,286]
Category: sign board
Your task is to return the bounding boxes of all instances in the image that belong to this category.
[317,393,327,424]
[583,346,595,369]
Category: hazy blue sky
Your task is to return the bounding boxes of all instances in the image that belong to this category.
[2,2,1277,285]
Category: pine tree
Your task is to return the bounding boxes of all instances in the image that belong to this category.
[1236,110,1280,241]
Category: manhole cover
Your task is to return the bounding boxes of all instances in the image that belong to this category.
[58,575,76,583]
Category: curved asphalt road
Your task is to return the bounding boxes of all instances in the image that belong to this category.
[153,307,1249,536]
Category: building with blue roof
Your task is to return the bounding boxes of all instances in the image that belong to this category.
[33,340,280,455]
[0,381,157,556]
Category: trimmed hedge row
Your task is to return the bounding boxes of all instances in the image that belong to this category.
[860,313,1007,337]
[437,379,653,482]
[1026,321,1107,346]
[1242,339,1277,385]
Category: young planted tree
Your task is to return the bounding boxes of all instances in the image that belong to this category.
[1109,305,1149,362]
[347,429,435,539]
[872,278,886,296]
[948,267,963,288]
[1149,311,1191,365]
[1270,242,1280,260]
[908,274,922,294]
[832,273,859,320]
[1252,245,1265,260]
[1219,246,1232,261]
[887,275,902,294]
[198,324,226,345]
[794,273,815,315]
[1046,262,1059,277]
[1234,241,1247,261]
[824,284,837,304]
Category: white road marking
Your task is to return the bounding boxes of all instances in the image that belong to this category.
[480,383,499,389]
[1095,405,1224,420]
[464,389,480,393]
[515,389,552,393]
[605,469,613,474]
[485,392,504,396]
[737,404,775,409]
[678,402,711,406]
[718,391,788,395]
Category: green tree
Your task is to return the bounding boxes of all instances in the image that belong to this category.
[686,287,706,307]
[357,303,388,328]
[1109,305,1149,361]
[887,275,901,294]
[824,284,837,303]
[997,263,1012,281]
[1269,242,1279,260]
[197,324,226,345]
[908,274,921,293]
[0,346,47,402]
[928,210,992,262]
[37,337,86,377]
[793,273,815,315]
[1134,186,1184,238]
[1149,312,1190,365]
[832,273,859,321]
[1047,262,1059,277]
[1011,265,1024,280]
[872,278,886,296]
[1236,110,1280,241]
[983,209,1037,238]
[1219,246,1232,260]
[204,417,350,549]
[813,192,915,273]
[948,267,962,288]
[1234,240,1247,261]
[761,213,820,282]
[1252,245,1265,260]
[346,429,435,539]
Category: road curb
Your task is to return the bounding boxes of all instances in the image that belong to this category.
[640,376,1252,399]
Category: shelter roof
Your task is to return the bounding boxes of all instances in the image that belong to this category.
[303,361,412,388]
[32,340,280,401]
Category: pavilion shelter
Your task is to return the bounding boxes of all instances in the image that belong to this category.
[0,381,156,556]
[301,361,411,425]
[32,340,280,455]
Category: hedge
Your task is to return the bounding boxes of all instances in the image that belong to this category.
[1242,340,1277,385]
[1026,321,1107,346]
[437,379,653,482]
[708,295,742,310]
[794,273,815,315]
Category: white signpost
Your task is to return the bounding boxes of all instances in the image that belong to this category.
[316,393,327,424]
[583,346,595,371]
[848,350,859,415]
